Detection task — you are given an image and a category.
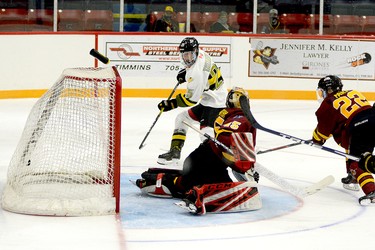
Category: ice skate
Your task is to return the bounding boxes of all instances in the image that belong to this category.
[359,191,375,205]
[341,173,360,191]
[157,148,181,165]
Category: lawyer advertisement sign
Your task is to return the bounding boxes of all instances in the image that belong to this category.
[249,38,375,79]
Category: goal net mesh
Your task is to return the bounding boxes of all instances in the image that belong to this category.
[1,67,122,216]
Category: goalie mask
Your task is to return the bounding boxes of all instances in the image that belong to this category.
[179,37,199,67]
[316,75,343,103]
[226,87,249,108]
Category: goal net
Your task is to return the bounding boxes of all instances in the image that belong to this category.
[1,66,122,216]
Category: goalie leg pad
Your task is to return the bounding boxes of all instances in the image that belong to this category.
[181,181,261,215]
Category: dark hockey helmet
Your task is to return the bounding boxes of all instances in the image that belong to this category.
[226,87,249,108]
[179,37,199,67]
[318,75,343,92]
[316,75,343,102]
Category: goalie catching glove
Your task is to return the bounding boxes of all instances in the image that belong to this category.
[135,168,183,198]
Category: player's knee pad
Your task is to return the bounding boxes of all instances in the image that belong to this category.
[175,110,195,129]
[182,181,261,215]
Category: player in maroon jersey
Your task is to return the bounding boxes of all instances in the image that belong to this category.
[135,87,261,214]
[312,75,375,205]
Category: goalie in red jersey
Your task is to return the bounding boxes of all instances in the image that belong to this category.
[312,75,375,205]
[136,87,261,214]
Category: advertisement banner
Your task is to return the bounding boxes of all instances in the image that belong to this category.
[249,38,375,80]
[100,36,231,79]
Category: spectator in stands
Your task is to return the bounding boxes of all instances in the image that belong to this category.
[154,5,179,32]
[261,8,284,34]
[144,13,157,32]
[209,11,237,33]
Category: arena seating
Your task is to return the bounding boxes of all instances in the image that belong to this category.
[202,12,220,32]
[57,9,84,31]
[332,14,362,34]
[360,15,375,35]
[301,14,333,34]
[84,10,113,31]
[27,9,53,31]
[176,11,202,32]
[227,12,239,31]
[257,13,269,33]
[0,8,28,31]
[1,2,375,35]
[237,12,253,33]
[280,13,308,34]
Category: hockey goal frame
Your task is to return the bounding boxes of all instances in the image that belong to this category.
[1,66,122,216]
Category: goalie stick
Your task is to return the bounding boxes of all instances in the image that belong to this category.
[238,96,360,161]
[182,121,334,198]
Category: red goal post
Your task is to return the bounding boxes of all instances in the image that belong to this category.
[1,66,122,216]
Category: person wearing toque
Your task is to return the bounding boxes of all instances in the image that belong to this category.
[154,5,179,32]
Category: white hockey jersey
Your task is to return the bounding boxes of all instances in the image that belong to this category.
[183,49,227,108]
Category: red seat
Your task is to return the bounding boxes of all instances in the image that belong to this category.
[151,11,163,21]
[175,12,202,32]
[58,9,84,31]
[360,15,375,35]
[303,14,333,34]
[227,12,239,31]
[84,10,113,31]
[237,12,253,33]
[256,13,269,33]
[280,13,308,34]
[201,12,220,32]
[333,15,361,35]
[0,8,28,31]
[27,9,53,31]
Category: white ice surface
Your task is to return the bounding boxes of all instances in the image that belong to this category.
[0,98,374,250]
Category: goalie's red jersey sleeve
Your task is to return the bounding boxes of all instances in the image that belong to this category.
[209,108,256,163]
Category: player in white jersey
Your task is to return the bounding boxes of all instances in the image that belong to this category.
[157,37,227,165]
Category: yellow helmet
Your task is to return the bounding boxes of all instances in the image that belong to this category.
[226,87,249,108]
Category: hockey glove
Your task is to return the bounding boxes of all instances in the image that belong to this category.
[176,68,187,84]
[312,128,326,145]
[158,99,178,111]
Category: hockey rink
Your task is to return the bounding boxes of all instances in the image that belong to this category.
[0,97,374,250]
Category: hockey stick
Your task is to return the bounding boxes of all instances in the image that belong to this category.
[139,82,180,149]
[20,77,64,166]
[238,96,360,161]
[257,141,302,155]
[182,121,334,198]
